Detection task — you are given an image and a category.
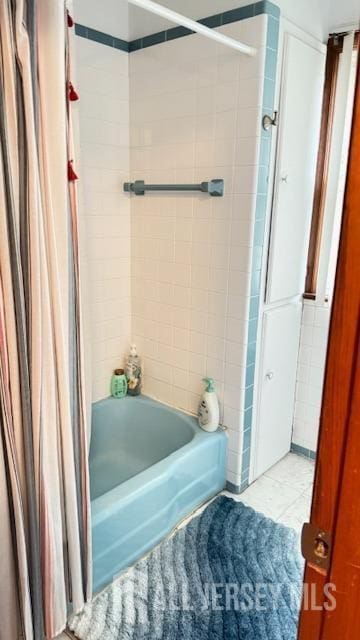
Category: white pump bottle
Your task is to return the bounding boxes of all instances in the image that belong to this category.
[198,377,220,432]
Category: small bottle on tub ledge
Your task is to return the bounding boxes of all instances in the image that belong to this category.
[198,377,220,432]
[111,368,128,399]
[125,344,142,396]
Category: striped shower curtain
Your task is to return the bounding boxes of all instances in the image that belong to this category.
[0,1,92,638]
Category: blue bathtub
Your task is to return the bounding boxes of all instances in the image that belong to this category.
[90,395,227,592]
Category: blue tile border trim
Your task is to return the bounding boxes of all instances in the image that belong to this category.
[226,480,242,494]
[226,479,250,495]
[291,443,317,460]
[240,6,280,488]
[75,1,280,53]
[75,23,130,52]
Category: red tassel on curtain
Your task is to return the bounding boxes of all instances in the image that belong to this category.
[67,12,74,28]
[68,82,79,102]
[68,160,78,182]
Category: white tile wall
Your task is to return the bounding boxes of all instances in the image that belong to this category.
[73,16,270,485]
[129,17,268,484]
[292,300,331,452]
[75,38,131,401]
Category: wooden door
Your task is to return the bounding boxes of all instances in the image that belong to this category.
[297,51,360,639]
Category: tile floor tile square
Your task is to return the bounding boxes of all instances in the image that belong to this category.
[223,453,314,534]
[264,453,315,494]
[236,475,302,520]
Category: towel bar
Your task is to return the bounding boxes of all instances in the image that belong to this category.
[124,179,224,197]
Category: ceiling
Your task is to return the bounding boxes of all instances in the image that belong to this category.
[74,0,252,41]
[74,0,360,43]
[128,0,254,39]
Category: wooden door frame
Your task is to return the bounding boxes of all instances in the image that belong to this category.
[304,32,359,299]
[298,48,360,638]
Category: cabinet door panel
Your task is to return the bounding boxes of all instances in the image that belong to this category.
[266,35,325,303]
[254,303,302,478]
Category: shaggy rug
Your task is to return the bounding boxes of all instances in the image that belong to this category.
[69,496,303,640]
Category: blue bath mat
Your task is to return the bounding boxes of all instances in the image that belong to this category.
[69,496,304,640]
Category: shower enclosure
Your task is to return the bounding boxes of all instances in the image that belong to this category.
[73,0,281,589]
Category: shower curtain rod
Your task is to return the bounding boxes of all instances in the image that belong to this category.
[126,0,257,56]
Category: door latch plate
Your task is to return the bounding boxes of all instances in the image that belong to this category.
[301,523,332,572]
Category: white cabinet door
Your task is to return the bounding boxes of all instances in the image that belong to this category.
[266,34,325,303]
[254,303,302,479]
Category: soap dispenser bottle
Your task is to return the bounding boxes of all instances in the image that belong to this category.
[198,377,220,432]
[126,344,142,396]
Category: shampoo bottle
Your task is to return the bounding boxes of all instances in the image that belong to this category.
[111,368,128,399]
[198,377,220,432]
[126,344,142,396]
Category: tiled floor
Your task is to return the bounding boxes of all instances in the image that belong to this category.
[177,452,315,538]
[224,453,315,534]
